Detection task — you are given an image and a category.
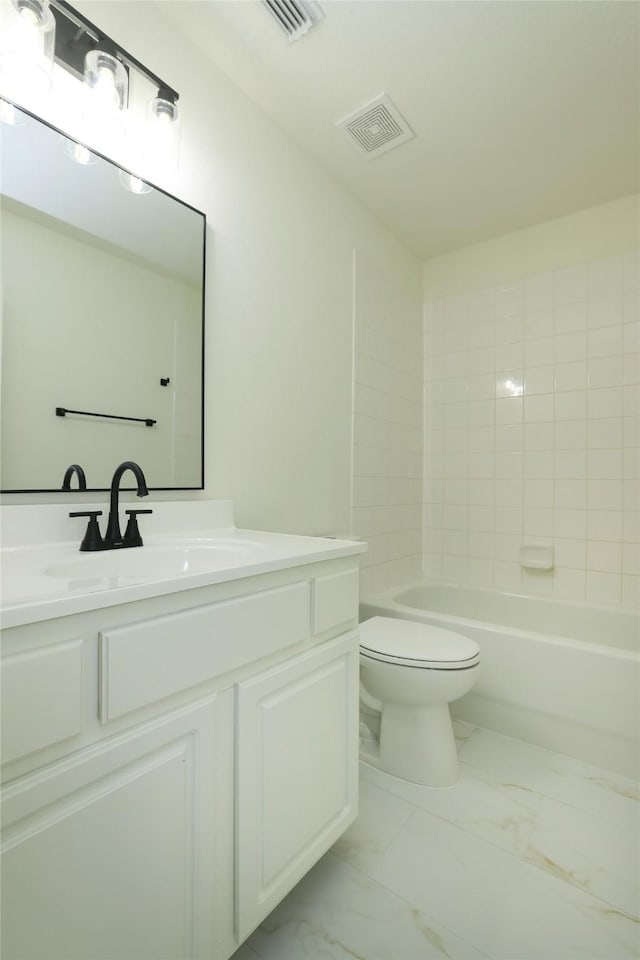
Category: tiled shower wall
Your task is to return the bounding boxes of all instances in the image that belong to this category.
[423,252,640,608]
[352,252,423,595]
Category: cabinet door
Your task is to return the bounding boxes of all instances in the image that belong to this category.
[236,631,359,941]
[1,693,233,960]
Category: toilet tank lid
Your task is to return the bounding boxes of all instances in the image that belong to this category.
[359,616,479,663]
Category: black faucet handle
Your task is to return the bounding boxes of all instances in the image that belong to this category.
[123,509,153,548]
[69,511,104,552]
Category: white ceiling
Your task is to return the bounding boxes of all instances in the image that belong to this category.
[168,0,640,260]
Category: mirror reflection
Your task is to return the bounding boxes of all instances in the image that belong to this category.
[0,104,205,492]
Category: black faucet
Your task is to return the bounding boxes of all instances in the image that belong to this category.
[62,464,87,491]
[104,461,150,548]
[70,461,152,552]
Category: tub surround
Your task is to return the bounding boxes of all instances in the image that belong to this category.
[361,580,640,779]
[1,501,364,960]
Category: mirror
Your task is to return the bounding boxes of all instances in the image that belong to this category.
[0,104,205,492]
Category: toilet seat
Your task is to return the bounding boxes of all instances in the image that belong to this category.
[359,616,479,670]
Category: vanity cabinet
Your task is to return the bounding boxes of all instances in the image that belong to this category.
[0,558,360,960]
[1,695,228,960]
[236,631,358,940]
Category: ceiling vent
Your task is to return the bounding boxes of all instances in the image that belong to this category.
[262,0,325,41]
[337,93,415,160]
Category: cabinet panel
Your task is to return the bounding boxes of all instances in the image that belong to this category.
[100,581,311,722]
[1,697,224,960]
[1,639,83,765]
[235,631,359,941]
[313,567,359,634]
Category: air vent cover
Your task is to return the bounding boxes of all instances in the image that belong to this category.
[262,0,325,41]
[337,93,415,160]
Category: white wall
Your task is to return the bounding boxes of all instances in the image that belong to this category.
[2,0,420,536]
[353,252,423,596]
[423,195,640,609]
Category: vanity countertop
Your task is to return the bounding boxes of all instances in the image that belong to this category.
[0,501,365,629]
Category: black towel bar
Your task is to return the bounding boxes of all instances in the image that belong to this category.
[56,407,156,427]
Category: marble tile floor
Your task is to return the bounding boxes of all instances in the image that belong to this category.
[231,722,639,960]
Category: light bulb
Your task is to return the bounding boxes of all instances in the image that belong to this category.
[0,0,56,99]
[83,50,128,137]
[146,95,181,171]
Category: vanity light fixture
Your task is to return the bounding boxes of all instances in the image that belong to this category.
[0,0,56,98]
[0,0,181,166]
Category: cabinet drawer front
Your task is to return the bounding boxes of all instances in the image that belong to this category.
[1,640,83,765]
[100,581,311,722]
[313,568,359,634]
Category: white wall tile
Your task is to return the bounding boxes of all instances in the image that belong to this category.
[524,272,555,312]
[587,325,624,360]
[555,420,587,450]
[524,308,554,340]
[554,479,587,510]
[525,422,554,451]
[588,418,623,449]
[495,282,523,319]
[588,356,624,390]
[555,331,587,363]
[421,250,638,607]
[622,542,639,576]
[587,387,623,419]
[587,257,623,299]
[554,390,587,420]
[585,570,622,605]
[525,337,554,367]
[588,449,623,480]
[523,394,555,422]
[524,365,555,395]
[587,294,623,329]
[554,301,587,334]
[524,479,554,508]
[554,537,587,569]
[554,509,587,540]
[586,540,622,574]
[554,264,586,306]
[553,567,586,600]
[621,574,639,608]
[587,479,624,512]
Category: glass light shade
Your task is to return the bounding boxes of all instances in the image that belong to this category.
[146,95,181,170]
[83,50,128,135]
[0,0,55,99]
[118,170,152,195]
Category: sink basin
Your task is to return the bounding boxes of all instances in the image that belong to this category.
[46,541,261,581]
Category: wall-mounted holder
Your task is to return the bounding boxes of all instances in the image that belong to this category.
[519,544,554,571]
[56,407,156,427]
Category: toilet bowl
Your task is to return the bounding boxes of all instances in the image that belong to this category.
[359,616,480,787]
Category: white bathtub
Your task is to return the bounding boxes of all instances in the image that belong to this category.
[360,582,640,779]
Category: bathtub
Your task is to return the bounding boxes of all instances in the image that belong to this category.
[360,582,640,779]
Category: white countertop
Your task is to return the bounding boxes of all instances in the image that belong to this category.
[0,501,365,629]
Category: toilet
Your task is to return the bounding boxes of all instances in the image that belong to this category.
[359,616,480,787]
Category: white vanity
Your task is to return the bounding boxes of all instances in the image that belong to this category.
[0,501,365,960]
